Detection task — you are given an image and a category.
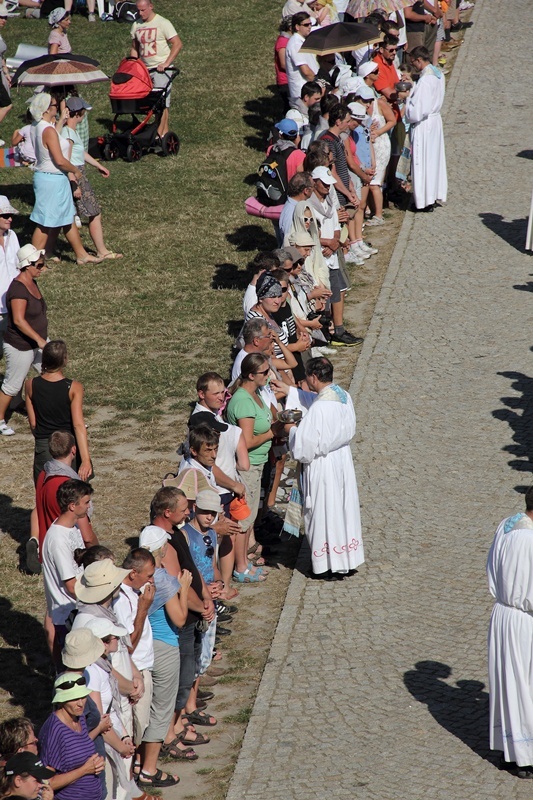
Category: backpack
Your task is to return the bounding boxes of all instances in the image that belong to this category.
[256,144,295,206]
[113,1,138,22]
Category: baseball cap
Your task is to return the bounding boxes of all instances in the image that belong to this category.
[84,617,127,640]
[5,753,55,781]
[354,84,375,100]
[275,118,299,137]
[139,524,171,553]
[194,489,222,514]
[66,96,92,112]
[188,411,228,433]
[348,101,367,121]
[358,61,379,78]
[311,166,337,185]
[48,6,69,25]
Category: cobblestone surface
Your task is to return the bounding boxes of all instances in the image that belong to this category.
[226,0,533,797]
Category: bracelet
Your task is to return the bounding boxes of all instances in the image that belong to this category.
[121,735,131,741]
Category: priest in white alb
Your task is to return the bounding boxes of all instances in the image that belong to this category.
[487,487,533,777]
[404,46,447,211]
[284,357,364,578]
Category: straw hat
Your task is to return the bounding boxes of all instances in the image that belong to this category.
[75,558,129,604]
[62,628,105,669]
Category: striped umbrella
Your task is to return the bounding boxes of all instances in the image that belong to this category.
[12,53,108,87]
[346,0,412,20]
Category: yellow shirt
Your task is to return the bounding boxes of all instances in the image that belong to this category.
[131,14,178,69]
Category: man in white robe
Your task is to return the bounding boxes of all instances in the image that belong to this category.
[487,487,533,777]
[286,357,364,578]
[404,46,447,210]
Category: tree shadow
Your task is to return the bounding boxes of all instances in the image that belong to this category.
[0,597,53,724]
[403,660,496,765]
[517,150,533,160]
[492,371,533,494]
[212,263,251,291]
[478,213,530,254]
[226,225,277,253]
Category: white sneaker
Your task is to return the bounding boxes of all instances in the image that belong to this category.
[0,139,5,147]
[74,215,82,229]
[0,420,15,436]
[350,242,371,260]
[365,216,385,226]
[315,346,336,355]
[88,12,96,20]
[344,250,365,265]
[359,241,378,255]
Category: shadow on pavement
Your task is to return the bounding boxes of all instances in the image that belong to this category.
[403,660,496,766]
[479,213,529,254]
[492,371,533,494]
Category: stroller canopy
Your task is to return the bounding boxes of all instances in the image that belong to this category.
[109,57,152,100]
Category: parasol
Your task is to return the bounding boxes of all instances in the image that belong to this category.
[12,53,108,88]
[299,22,381,55]
[346,0,412,20]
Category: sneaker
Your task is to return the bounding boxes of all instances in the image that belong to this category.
[0,420,15,436]
[350,242,371,260]
[88,12,95,20]
[365,216,385,226]
[359,241,378,255]
[26,538,41,575]
[314,345,336,355]
[330,331,364,347]
[74,215,82,229]
[206,665,226,677]
[344,249,365,265]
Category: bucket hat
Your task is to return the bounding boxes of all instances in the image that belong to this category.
[75,558,129,603]
[62,628,105,669]
[52,671,91,704]
[84,617,127,640]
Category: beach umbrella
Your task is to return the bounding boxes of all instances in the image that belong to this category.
[299,22,381,55]
[12,53,108,88]
[346,0,412,19]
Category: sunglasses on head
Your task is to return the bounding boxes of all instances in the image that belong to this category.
[57,675,87,691]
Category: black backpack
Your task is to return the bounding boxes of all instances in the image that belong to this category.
[113,1,138,22]
[256,144,295,206]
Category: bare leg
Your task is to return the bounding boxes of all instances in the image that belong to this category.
[87,214,122,258]
[331,293,344,328]
[0,390,13,423]
[266,452,287,508]
[218,534,235,590]
[368,185,383,219]
[0,104,13,126]
[234,527,251,573]
[157,108,169,139]
[32,224,54,253]
[63,223,100,263]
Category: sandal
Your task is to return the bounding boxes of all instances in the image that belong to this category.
[175,728,211,746]
[97,251,124,260]
[233,567,267,583]
[77,255,103,265]
[160,738,198,761]
[133,761,141,777]
[183,709,217,727]
[137,769,180,788]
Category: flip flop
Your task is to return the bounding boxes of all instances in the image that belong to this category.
[97,251,124,260]
[183,709,217,727]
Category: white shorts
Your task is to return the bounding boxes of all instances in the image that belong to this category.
[151,69,172,108]
[1,341,42,397]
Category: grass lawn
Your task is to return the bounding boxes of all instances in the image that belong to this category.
[2,0,282,424]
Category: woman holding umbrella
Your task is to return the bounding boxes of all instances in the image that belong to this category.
[28,92,101,264]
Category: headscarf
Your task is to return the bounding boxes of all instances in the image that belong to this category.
[286,200,330,288]
[256,271,283,300]
[29,92,52,122]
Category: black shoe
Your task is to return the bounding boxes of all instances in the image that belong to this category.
[216,612,233,623]
[26,538,41,574]
[330,331,364,347]
[197,689,215,701]
[215,602,238,615]
[216,626,232,636]
[451,21,472,30]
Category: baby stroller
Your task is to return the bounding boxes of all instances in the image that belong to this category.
[100,57,180,161]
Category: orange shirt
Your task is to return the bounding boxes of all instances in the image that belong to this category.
[373,53,402,122]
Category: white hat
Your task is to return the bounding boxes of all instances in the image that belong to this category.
[74,558,130,603]
[195,489,222,513]
[353,84,375,100]
[17,244,45,270]
[311,166,337,185]
[358,61,379,78]
[348,102,367,121]
[0,196,19,215]
[139,524,171,553]
[341,77,364,97]
[84,617,128,640]
[25,86,45,105]
[0,3,8,18]
[62,628,105,669]
[48,6,68,25]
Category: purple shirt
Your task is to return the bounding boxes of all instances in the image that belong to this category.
[39,713,104,800]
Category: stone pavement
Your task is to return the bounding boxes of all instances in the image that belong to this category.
[226,1,533,798]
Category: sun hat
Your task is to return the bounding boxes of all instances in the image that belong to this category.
[172,468,211,500]
[275,118,298,137]
[188,411,228,433]
[5,753,55,781]
[66,96,92,113]
[311,166,337,185]
[17,244,45,270]
[194,489,222,514]
[75,558,129,604]
[0,196,19,215]
[292,230,315,247]
[358,61,379,78]
[139,524,170,553]
[48,6,69,25]
[348,101,367,121]
[229,495,251,521]
[84,617,127,640]
[353,84,375,100]
[62,628,105,669]
[52,671,91,704]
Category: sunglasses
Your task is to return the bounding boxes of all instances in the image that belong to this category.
[56,675,87,691]
[0,214,13,219]
[280,286,289,293]
[203,534,214,558]
[255,368,270,376]
[299,21,313,27]
[303,216,313,223]
[24,739,39,747]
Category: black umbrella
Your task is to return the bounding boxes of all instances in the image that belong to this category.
[299,22,381,55]
[12,53,107,88]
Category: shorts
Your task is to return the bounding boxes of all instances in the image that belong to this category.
[436,18,445,41]
[132,668,153,745]
[329,267,348,304]
[446,0,457,20]
[1,341,42,397]
[151,69,172,108]
[0,80,11,108]
[237,462,264,531]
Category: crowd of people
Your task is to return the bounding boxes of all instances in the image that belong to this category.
[0,0,476,796]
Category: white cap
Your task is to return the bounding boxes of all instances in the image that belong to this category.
[84,617,128,640]
[311,166,337,185]
[353,84,375,100]
[139,524,171,552]
[348,102,367,121]
[0,196,19,215]
[358,61,379,78]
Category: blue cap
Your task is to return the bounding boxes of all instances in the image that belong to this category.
[275,118,299,136]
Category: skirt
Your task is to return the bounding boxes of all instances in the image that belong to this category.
[76,165,101,219]
[30,171,75,228]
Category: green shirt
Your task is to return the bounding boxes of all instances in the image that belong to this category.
[227,388,272,465]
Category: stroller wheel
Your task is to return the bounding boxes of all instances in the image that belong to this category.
[161,132,180,157]
[126,141,142,162]
[103,141,120,161]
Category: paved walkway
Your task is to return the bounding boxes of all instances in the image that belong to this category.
[226,0,533,797]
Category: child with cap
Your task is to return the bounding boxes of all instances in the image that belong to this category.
[1,753,54,800]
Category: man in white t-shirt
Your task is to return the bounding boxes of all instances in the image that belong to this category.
[285,12,318,102]
[41,478,93,665]
[113,548,156,745]
[130,0,182,137]
[0,197,19,360]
